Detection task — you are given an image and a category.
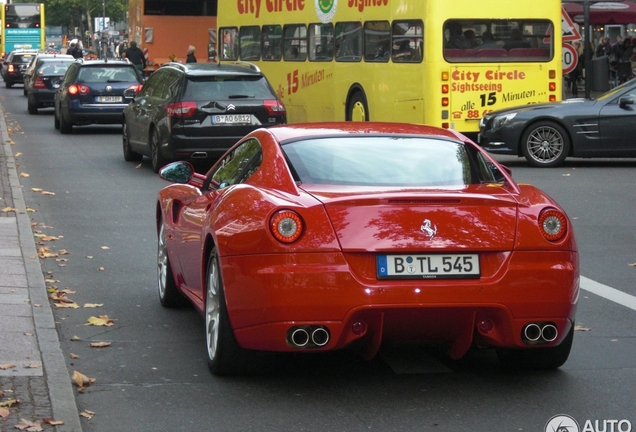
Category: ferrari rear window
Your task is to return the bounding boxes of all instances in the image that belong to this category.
[282,137,473,187]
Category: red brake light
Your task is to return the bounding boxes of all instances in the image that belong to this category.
[270,210,303,243]
[165,101,197,118]
[538,209,568,242]
[264,99,286,115]
[127,84,143,94]
[8,64,15,73]
[68,84,90,95]
[33,77,46,89]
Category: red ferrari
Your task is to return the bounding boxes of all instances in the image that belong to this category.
[156,122,579,375]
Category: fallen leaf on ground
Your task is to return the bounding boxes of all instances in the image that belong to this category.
[135,163,142,169]
[19,172,30,178]
[80,410,95,419]
[70,353,79,359]
[59,249,69,255]
[98,267,105,271]
[86,315,115,326]
[42,418,64,426]
[24,364,40,369]
[31,188,43,192]
[101,246,110,250]
[84,303,103,308]
[0,407,9,418]
[37,247,58,259]
[41,191,55,195]
[574,325,591,331]
[26,207,37,213]
[90,342,111,348]
[2,207,17,213]
[71,370,96,392]
[0,364,16,370]
[14,418,42,431]
[0,398,19,407]
[14,152,22,157]
[629,262,636,267]
[54,302,80,309]
[70,335,82,341]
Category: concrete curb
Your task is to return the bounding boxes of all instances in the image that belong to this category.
[1,107,83,431]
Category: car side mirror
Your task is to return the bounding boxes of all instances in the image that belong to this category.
[619,96,634,109]
[159,161,194,184]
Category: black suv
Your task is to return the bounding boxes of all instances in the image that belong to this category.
[122,62,286,172]
[54,59,144,134]
[3,49,39,88]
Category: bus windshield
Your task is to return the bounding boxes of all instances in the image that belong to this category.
[4,4,42,28]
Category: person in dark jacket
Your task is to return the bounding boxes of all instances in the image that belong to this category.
[124,41,146,71]
[186,45,197,63]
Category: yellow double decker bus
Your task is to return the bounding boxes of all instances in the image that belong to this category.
[217,0,562,136]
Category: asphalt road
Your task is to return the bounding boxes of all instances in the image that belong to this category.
[2,84,635,432]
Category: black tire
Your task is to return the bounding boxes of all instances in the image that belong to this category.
[496,323,574,370]
[347,91,369,122]
[5,81,12,89]
[27,98,38,115]
[54,108,60,130]
[23,88,27,96]
[206,249,251,376]
[59,107,73,134]
[521,121,570,167]
[150,127,168,173]
[157,222,184,308]
[123,121,143,162]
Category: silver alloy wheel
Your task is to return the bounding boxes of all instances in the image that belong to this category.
[157,224,169,299]
[206,256,221,363]
[525,126,565,164]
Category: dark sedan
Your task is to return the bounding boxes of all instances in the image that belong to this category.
[23,54,74,114]
[478,79,636,167]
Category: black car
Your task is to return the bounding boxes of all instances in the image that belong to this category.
[3,49,39,88]
[478,79,636,167]
[122,62,286,172]
[23,54,75,114]
[54,59,144,134]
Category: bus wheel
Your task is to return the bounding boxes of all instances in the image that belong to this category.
[347,92,369,122]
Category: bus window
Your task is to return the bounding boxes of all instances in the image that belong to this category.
[335,22,362,62]
[240,26,261,61]
[283,24,307,61]
[309,23,334,62]
[364,21,390,62]
[392,21,423,63]
[220,27,239,61]
[443,20,553,62]
[262,25,282,61]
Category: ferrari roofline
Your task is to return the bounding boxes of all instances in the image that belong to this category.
[264,122,470,143]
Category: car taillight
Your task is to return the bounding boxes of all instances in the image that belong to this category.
[270,210,303,243]
[8,65,15,73]
[33,77,46,89]
[127,84,143,94]
[264,99,286,116]
[68,84,90,95]
[538,208,568,242]
[165,101,197,118]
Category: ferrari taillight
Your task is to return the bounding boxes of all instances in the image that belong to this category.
[270,210,304,243]
[538,209,567,242]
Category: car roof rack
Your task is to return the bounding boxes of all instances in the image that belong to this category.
[231,61,261,73]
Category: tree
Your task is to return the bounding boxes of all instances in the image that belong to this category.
[17,0,127,37]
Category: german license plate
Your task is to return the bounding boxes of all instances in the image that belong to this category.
[377,254,480,279]
[97,96,122,103]
[213,114,251,124]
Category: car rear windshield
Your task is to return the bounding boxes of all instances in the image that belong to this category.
[37,60,74,75]
[283,137,476,187]
[77,66,139,83]
[182,75,275,101]
[13,54,35,64]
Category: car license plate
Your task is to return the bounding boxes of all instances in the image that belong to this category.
[213,114,251,124]
[96,96,122,103]
[377,254,480,279]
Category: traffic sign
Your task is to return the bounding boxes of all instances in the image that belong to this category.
[562,43,579,75]
[544,6,582,44]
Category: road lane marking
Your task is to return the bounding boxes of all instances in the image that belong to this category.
[581,276,636,312]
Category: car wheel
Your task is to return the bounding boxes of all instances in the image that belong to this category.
[54,107,60,130]
[206,249,251,376]
[347,91,369,121]
[157,222,183,308]
[496,323,574,370]
[521,121,570,168]
[5,81,12,89]
[27,98,38,115]
[23,88,27,96]
[59,107,73,134]
[150,128,168,173]
[122,122,143,162]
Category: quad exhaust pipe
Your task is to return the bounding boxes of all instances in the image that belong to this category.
[287,326,330,349]
[522,322,558,343]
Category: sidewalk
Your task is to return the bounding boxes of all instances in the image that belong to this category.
[0,107,82,431]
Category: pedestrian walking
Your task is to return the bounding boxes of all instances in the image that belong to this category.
[123,41,146,71]
[186,45,197,63]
